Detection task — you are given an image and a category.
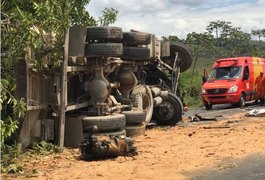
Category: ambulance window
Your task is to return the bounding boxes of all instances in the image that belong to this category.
[243,66,249,80]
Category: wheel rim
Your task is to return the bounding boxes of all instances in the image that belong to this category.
[156,101,175,121]
[132,85,153,124]
[142,86,153,124]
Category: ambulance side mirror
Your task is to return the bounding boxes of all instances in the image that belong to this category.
[202,76,207,83]
[243,73,249,80]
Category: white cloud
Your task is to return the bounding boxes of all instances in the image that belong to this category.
[86,0,265,39]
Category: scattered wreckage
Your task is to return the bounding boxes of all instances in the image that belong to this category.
[246,108,265,117]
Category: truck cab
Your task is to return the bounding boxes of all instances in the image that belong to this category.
[201,57,265,110]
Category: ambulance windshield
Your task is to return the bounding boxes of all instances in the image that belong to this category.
[209,66,242,80]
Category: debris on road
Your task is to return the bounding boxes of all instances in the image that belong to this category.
[195,114,217,121]
[203,125,230,129]
[245,109,265,117]
[189,114,218,122]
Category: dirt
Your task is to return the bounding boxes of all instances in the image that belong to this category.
[2,112,265,180]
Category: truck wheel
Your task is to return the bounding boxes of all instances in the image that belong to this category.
[132,85,154,124]
[153,92,183,125]
[123,110,146,125]
[237,94,246,108]
[84,129,126,138]
[125,123,146,137]
[86,26,123,41]
[122,46,150,60]
[85,43,123,57]
[82,114,125,132]
[204,103,213,110]
[123,32,151,45]
[162,42,193,72]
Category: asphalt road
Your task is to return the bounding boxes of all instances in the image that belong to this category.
[188,153,265,180]
[183,102,265,122]
[183,102,265,180]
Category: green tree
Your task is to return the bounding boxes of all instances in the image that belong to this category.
[207,20,232,48]
[1,0,118,144]
[98,7,119,26]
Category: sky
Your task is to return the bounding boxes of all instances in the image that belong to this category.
[86,0,265,40]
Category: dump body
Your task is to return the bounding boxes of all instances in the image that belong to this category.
[201,57,265,108]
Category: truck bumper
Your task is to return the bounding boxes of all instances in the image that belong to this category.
[200,93,241,105]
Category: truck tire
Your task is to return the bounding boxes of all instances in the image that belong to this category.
[85,43,123,57]
[123,32,151,45]
[84,129,127,138]
[162,42,193,72]
[82,114,126,132]
[153,92,183,125]
[86,26,123,41]
[125,123,146,137]
[122,46,150,60]
[123,110,146,125]
[132,85,154,124]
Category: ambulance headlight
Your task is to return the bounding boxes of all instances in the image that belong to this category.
[228,85,238,93]
[201,88,206,94]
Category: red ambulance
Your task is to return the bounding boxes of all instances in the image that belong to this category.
[201,57,265,110]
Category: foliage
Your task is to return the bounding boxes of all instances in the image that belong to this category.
[1,144,23,173]
[28,141,61,155]
[98,7,119,26]
[1,142,61,174]
[0,78,26,144]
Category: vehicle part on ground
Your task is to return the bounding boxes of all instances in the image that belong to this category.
[80,135,137,160]
[153,92,183,125]
[122,46,150,60]
[85,43,123,57]
[124,123,146,137]
[86,26,123,41]
[162,42,192,72]
[123,110,146,125]
[132,85,154,124]
[246,109,265,117]
[123,32,151,45]
[82,114,126,132]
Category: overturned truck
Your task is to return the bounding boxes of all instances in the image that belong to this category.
[16,26,192,148]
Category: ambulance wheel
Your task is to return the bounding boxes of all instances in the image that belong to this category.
[204,103,213,110]
[237,94,246,108]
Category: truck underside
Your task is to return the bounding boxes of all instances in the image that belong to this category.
[16,26,193,148]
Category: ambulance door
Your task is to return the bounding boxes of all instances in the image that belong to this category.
[242,66,252,101]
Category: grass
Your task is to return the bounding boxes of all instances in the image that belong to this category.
[179,56,215,108]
